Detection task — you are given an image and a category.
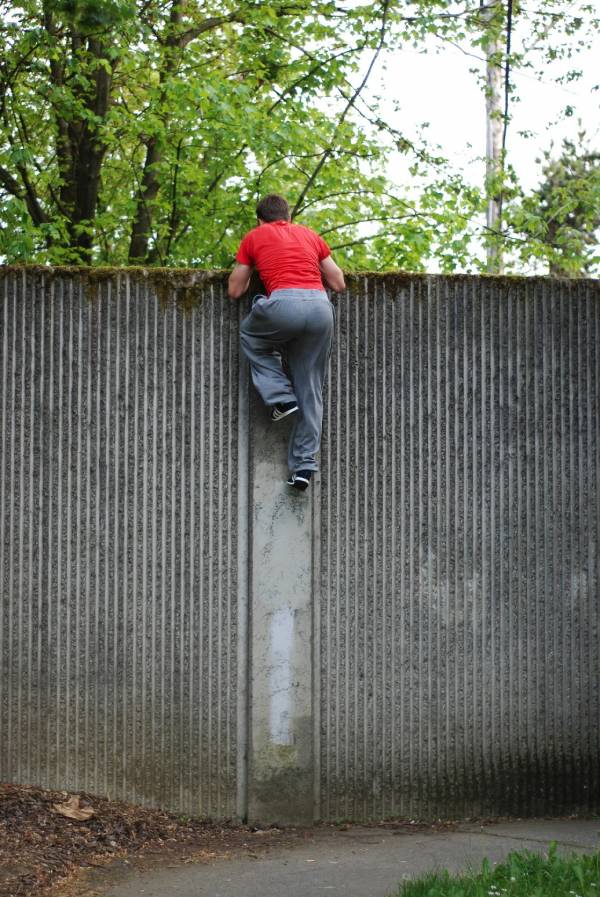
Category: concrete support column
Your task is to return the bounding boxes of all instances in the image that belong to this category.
[247,391,314,825]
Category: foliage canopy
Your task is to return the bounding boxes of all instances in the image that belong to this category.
[0,0,597,274]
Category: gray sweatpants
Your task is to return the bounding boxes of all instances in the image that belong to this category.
[240,288,334,474]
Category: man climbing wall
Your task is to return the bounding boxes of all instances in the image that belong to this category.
[228,194,346,491]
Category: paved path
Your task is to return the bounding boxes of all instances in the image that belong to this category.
[91,820,600,897]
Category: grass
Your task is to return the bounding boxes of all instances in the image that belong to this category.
[392,843,600,897]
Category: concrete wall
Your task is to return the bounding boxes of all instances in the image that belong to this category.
[1,267,599,823]
[317,275,600,820]
[0,268,247,818]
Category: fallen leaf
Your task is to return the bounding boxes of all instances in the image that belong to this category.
[52,796,94,821]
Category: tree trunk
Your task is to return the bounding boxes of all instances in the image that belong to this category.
[69,38,112,260]
[44,10,113,263]
[128,0,183,264]
[482,0,504,273]
[128,137,162,262]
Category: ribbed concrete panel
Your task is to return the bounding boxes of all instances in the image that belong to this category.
[3,268,600,824]
[317,275,600,820]
[0,269,246,816]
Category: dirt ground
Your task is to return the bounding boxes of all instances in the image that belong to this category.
[0,782,301,897]
[0,782,460,897]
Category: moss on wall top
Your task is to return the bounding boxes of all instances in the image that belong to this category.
[0,264,598,306]
[0,265,231,309]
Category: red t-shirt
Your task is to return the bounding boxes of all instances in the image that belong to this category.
[235,220,330,296]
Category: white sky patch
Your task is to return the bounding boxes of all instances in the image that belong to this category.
[378,33,600,195]
[334,2,600,271]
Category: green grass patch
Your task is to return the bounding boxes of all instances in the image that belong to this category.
[392,843,600,897]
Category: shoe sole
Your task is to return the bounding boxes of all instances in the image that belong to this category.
[271,405,298,422]
[287,476,310,491]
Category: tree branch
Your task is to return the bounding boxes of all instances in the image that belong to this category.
[290,0,391,219]
[319,214,413,236]
[202,44,360,200]
[0,165,23,199]
[0,92,49,227]
[177,14,242,47]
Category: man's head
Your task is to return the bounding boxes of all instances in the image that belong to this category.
[256,194,290,224]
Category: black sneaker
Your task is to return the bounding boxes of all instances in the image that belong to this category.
[271,401,298,422]
[287,470,312,491]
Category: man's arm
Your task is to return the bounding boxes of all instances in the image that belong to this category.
[320,256,345,292]
[228,263,253,299]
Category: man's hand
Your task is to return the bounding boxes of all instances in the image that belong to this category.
[228,263,253,298]
[320,256,345,292]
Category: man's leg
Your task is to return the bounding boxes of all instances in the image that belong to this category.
[285,299,334,473]
[240,299,298,406]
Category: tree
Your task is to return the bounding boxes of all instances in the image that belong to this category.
[0,0,382,263]
[472,0,599,274]
[477,0,514,273]
[509,134,600,276]
[0,0,597,272]
[2,0,454,268]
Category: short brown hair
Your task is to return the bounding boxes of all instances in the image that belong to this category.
[256,194,290,222]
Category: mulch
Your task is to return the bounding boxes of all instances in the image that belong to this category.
[0,782,289,897]
[0,781,464,897]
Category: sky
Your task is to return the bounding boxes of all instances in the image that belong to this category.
[347,2,598,272]
[379,36,599,194]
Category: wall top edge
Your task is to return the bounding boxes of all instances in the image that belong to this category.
[0,265,598,291]
[0,265,229,279]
